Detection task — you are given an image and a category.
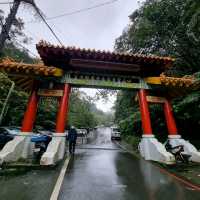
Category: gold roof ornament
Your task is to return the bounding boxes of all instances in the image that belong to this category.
[0,58,63,92]
[0,58,63,77]
[145,73,200,97]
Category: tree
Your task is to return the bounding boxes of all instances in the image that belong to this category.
[115,0,200,76]
[0,0,43,54]
[0,73,28,126]
[114,0,200,144]
[68,90,113,129]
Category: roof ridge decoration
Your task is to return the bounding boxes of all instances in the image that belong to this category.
[37,40,175,61]
[36,40,175,77]
[145,73,200,90]
[0,58,63,77]
[160,73,195,88]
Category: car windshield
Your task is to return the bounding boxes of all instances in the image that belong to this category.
[113,128,120,132]
[3,127,20,135]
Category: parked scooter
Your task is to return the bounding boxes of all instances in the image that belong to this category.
[165,141,191,163]
[31,134,52,159]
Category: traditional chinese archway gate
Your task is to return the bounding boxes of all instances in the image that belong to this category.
[0,40,200,165]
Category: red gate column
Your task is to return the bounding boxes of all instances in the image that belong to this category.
[163,100,178,135]
[138,89,153,135]
[21,82,39,132]
[56,84,71,133]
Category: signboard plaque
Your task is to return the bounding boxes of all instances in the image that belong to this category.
[38,89,63,97]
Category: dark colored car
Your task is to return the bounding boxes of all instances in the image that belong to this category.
[0,127,19,149]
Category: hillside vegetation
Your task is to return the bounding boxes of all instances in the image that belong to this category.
[114,0,200,145]
[0,9,113,131]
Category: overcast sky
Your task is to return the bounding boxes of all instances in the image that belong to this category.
[1,0,142,112]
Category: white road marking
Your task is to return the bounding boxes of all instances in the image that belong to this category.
[50,156,70,200]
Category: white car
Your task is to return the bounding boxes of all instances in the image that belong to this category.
[77,129,87,137]
[111,126,121,140]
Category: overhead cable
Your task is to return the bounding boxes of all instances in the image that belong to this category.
[0,2,13,4]
[33,6,63,45]
[1,17,37,57]
[14,39,38,57]
[28,0,119,23]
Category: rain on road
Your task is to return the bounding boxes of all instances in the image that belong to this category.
[59,127,200,200]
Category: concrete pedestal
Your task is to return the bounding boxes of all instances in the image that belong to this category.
[40,135,66,166]
[168,135,200,163]
[0,133,33,164]
[139,135,175,164]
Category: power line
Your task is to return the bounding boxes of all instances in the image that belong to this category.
[33,6,63,45]
[25,0,120,45]
[14,39,38,57]
[1,17,37,57]
[28,0,119,23]
[1,1,63,46]
[0,1,13,4]
[47,0,119,20]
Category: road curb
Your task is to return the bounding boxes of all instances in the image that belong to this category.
[50,156,71,200]
[115,141,200,191]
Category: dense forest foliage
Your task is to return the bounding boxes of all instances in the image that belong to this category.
[114,0,200,144]
[1,1,200,139]
[0,9,113,131]
[0,73,112,131]
[0,72,112,131]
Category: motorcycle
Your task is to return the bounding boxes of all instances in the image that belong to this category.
[165,142,191,164]
[31,134,52,159]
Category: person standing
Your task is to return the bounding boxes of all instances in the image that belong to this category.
[68,126,77,154]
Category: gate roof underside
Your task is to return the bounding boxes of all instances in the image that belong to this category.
[36,40,174,77]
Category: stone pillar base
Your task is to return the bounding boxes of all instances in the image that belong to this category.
[40,134,66,166]
[168,135,200,163]
[0,132,33,165]
[139,135,175,164]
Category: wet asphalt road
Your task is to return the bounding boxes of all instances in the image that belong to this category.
[0,166,61,200]
[59,127,200,200]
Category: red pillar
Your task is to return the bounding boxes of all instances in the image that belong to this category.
[21,82,39,132]
[56,84,71,134]
[163,100,178,135]
[138,89,153,135]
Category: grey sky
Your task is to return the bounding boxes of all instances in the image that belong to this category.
[1,0,141,111]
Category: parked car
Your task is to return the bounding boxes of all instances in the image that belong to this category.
[111,126,121,140]
[0,127,19,149]
[0,126,52,159]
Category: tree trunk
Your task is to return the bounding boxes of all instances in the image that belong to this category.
[0,0,21,55]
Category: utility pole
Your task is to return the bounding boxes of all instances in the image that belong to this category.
[0,0,21,54]
[0,0,62,55]
[0,0,39,55]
